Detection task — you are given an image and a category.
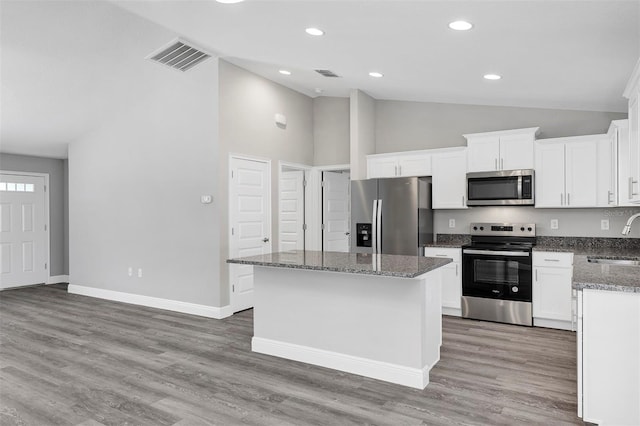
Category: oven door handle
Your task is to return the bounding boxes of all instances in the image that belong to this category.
[463,249,530,257]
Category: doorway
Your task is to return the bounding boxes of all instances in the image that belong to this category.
[228,155,271,313]
[322,170,351,252]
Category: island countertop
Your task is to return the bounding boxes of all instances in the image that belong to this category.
[227,250,451,278]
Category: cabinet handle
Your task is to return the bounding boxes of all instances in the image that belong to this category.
[535,269,538,281]
[395,165,398,176]
[398,165,402,176]
[544,258,560,262]
[455,263,458,276]
[500,158,504,170]
[560,193,564,206]
[462,195,465,206]
[495,158,498,170]
[567,193,570,205]
[631,177,639,197]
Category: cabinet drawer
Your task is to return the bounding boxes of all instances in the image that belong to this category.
[424,247,461,263]
[533,251,574,267]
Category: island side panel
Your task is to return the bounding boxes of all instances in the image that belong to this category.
[251,266,442,389]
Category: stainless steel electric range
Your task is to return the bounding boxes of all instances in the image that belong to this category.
[461,222,536,326]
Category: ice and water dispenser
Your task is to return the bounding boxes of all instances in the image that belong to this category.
[356,223,372,248]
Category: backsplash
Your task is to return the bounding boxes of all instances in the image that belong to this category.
[434,206,640,238]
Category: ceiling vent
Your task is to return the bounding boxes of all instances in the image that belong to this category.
[147,39,212,72]
[315,69,341,78]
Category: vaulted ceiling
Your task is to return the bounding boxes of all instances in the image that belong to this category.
[1,0,639,158]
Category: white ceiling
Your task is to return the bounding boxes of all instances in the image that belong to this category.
[1,0,639,159]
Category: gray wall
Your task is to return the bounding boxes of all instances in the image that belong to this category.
[69,18,220,306]
[0,153,68,276]
[313,96,350,166]
[218,60,314,305]
[435,207,640,239]
[375,100,627,153]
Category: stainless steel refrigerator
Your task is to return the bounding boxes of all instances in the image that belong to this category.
[351,177,433,256]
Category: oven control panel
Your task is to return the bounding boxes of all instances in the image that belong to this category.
[470,222,536,237]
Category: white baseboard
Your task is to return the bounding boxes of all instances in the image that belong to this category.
[442,307,462,317]
[534,317,574,331]
[48,275,69,284]
[68,284,233,319]
[252,337,430,389]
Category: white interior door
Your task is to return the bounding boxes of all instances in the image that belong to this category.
[0,174,47,289]
[322,171,350,252]
[229,157,271,313]
[279,170,305,252]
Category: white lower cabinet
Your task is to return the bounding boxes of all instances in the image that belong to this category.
[532,252,574,330]
[424,247,461,316]
[578,289,640,425]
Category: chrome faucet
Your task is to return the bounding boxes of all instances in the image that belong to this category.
[621,212,640,235]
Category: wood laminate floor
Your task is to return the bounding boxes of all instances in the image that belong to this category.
[0,284,583,425]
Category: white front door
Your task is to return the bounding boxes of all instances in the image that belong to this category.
[322,171,350,252]
[279,170,305,252]
[0,173,47,289]
[229,157,271,313]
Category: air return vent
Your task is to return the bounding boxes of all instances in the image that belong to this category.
[147,39,212,72]
[315,69,341,78]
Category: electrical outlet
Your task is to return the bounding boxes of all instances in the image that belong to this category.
[601,219,610,230]
[137,268,143,278]
[128,267,133,277]
[449,219,455,228]
[550,219,559,230]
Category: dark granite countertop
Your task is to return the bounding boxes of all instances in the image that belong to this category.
[532,237,640,293]
[227,250,451,278]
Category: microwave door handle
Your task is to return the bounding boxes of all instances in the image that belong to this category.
[517,176,523,199]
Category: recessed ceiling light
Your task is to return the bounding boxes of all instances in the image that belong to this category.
[449,20,473,31]
[279,70,291,75]
[305,28,325,36]
[369,72,383,78]
[484,74,502,80]
[216,0,244,3]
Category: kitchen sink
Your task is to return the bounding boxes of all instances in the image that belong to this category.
[586,257,640,266]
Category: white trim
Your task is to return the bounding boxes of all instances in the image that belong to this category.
[68,284,232,319]
[47,275,69,284]
[252,337,430,389]
[533,317,574,331]
[228,154,272,314]
[0,170,50,288]
[463,127,540,139]
[314,163,350,172]
[442,307,462,317]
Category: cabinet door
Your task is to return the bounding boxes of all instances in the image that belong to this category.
[618,123,635,206]
[367,157,397,179]
[565,140,598,207]
[533,267,572,321]
[500,134,534,170]
[534,142,565,207]
[596,137,615,206]
[467,136,499,172]
[629,92,640,202]
[432,150,468,209]
[440,263,461,312]
[397,154,431,177]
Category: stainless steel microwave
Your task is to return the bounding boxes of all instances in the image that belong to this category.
[466,169,534,206]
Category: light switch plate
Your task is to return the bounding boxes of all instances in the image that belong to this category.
[550,219,559,230]
[601,219,609,230]
[201,195,213,204]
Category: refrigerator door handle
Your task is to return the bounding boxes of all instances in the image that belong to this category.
[372,199,378,253]
[376,199,383,253]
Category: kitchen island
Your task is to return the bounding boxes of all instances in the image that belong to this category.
[227,250,451,389]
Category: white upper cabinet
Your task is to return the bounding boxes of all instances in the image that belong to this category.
[367,151,431,179]
[432,148,468,209]
[535,135,611,208]
[623,58,640,203]
[464,127,539,172]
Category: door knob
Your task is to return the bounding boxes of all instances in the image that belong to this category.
[262,238,269,243]
[345,232,350,236]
